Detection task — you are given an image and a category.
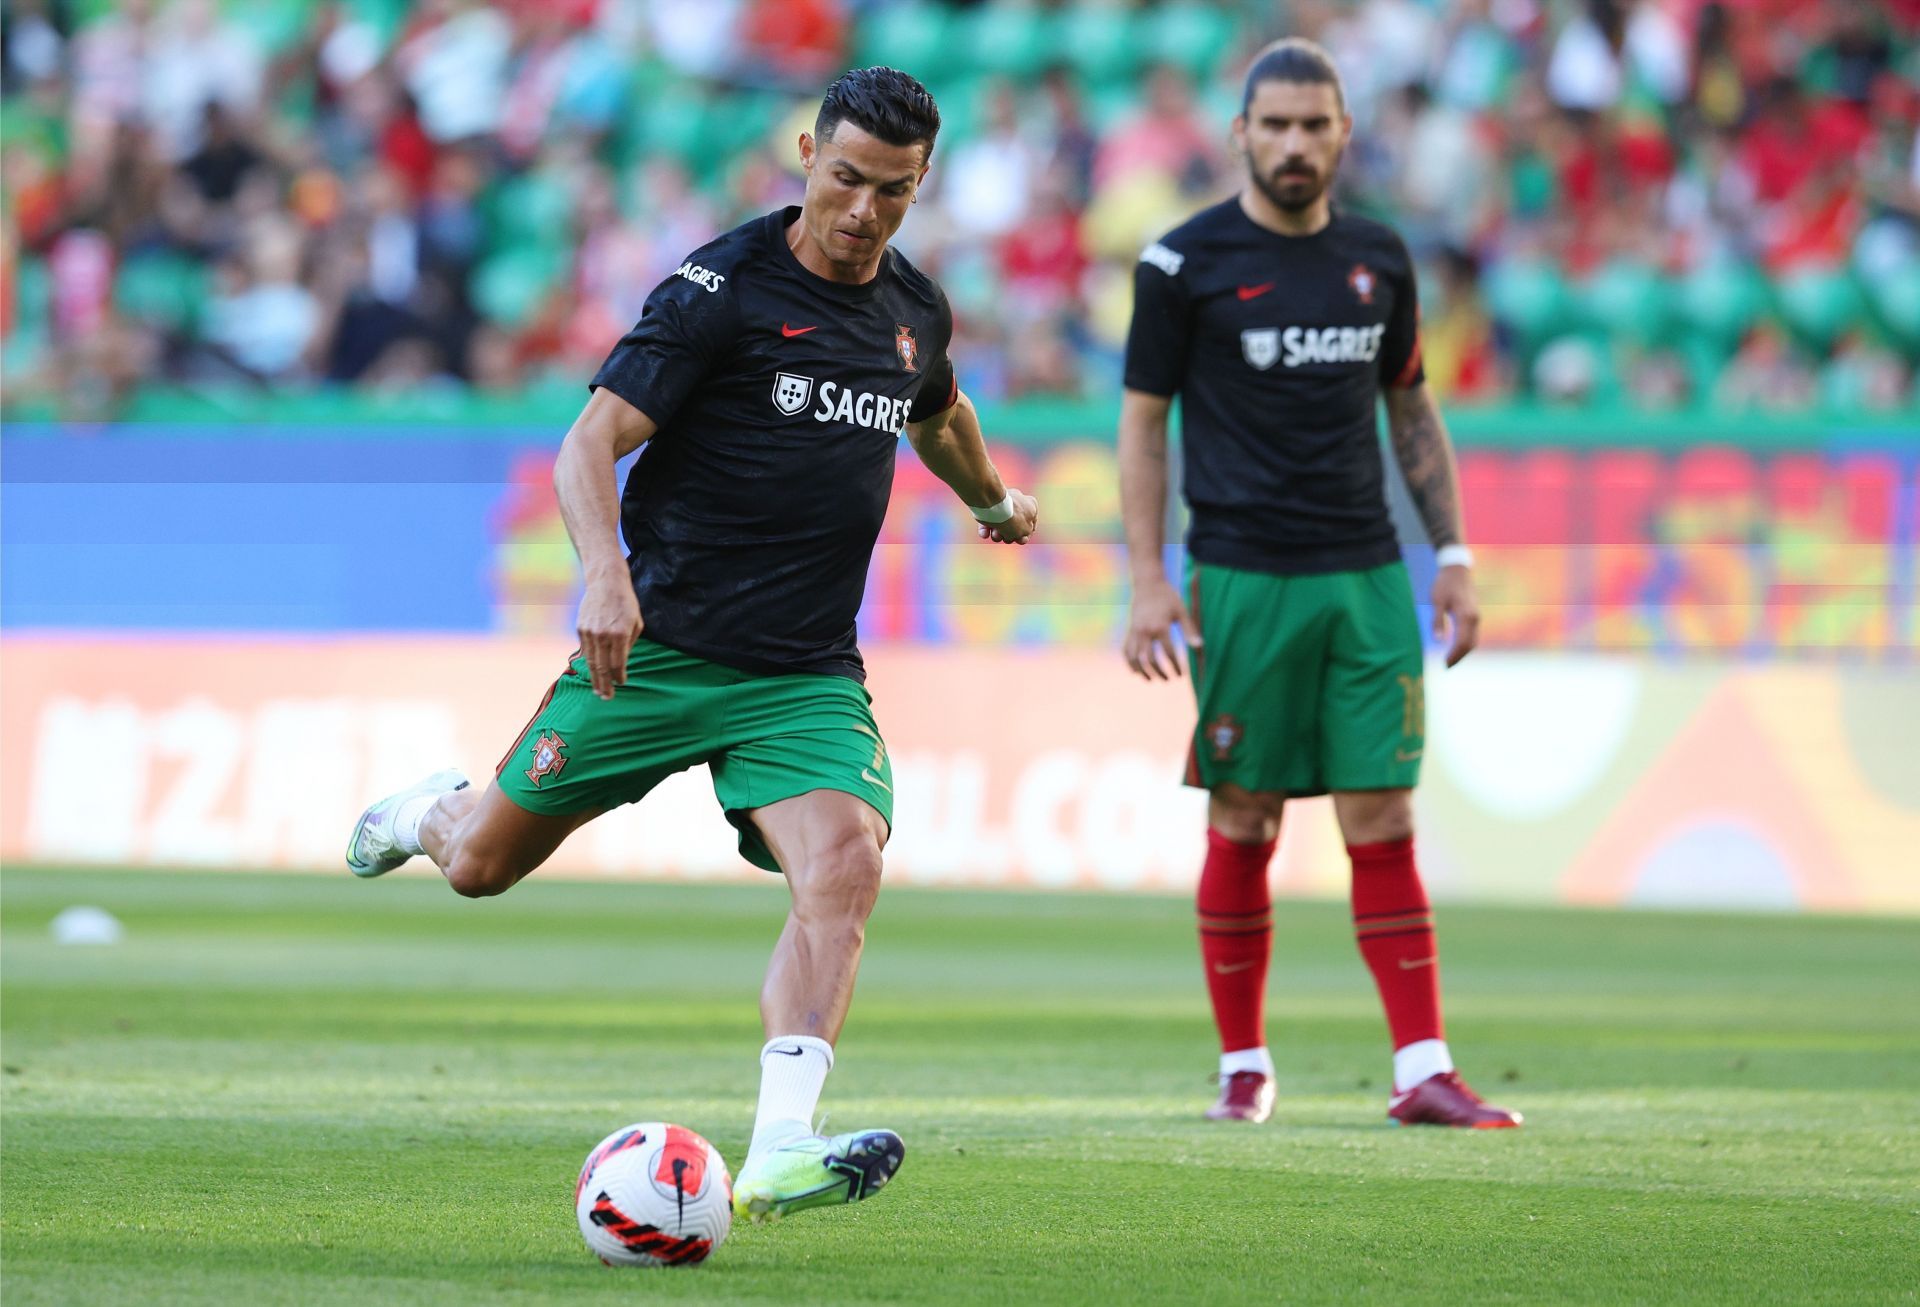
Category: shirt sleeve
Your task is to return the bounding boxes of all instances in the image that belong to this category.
[1121,241,1193,397]
[588,268,738,427]
[905,285,958,424]
[1378,242,1425,389]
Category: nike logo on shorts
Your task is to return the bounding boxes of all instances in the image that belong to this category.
[861,768,892,794]
[781,323,818,337]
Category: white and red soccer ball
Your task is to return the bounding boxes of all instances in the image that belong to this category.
[575,1122,732,1267]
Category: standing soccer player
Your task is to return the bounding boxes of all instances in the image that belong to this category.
[1119,40,1519,1129]
[345,67,1040,1218]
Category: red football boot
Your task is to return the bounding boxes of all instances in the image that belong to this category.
[1206,1070,1275,1123]
[1388,1071,1522,1128]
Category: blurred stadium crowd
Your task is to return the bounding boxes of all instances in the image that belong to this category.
[3,0,1917,420]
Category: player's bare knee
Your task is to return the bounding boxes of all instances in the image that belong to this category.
[1334,789,1415,845]
[444,846,520,898]
[792,834,884,926]
[1210,787,1283,845]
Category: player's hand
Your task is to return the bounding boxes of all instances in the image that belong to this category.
[975,489,1039,545]
[1432,564,1481,668]
[1124,577,1202,681]
[576,572,645,700]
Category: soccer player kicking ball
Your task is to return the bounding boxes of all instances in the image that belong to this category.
[1119,40,1519,1130]
[346,68,1040,1217]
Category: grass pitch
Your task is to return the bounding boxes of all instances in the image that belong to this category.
[2,867,1916,1305]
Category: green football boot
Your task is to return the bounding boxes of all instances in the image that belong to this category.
[731,1129,906,1223]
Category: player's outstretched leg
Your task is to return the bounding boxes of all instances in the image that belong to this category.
[731,790,904,1222]
[347,768,596,899]
[345,769,469,877]
[1336,789,1521,1129]
[419,780,599,898]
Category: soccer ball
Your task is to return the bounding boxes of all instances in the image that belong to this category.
[575,1122,732,1267]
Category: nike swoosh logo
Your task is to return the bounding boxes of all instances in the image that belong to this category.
[1395,748,1424,762]
[1237,283,1274,301]
[1212,960,1260,975]
[781,323,818,337]
[1398,957,1437,970]
[770,1046,806,1057]
[861,768,892,794]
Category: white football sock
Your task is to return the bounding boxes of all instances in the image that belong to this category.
[392,792,442,856]
[1220,1046,1274,1078]
[747,1035,834,1163]
[1393,1038,1454,1093]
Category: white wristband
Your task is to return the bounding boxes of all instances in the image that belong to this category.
[1435,544,1474,570]
[969,491,1016,524]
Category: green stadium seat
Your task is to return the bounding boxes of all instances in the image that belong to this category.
[925,76,988,148]
[1775,267,1867,353]
[1678,336,1732,405]
[471,247,565,330]
[1677,258,1770,354]
[1057,4,1139,85]
[1483,258,1574,357]
[353,0,415,47]
[113,254,208,334]
[486,171,575,254]
[220,0,312,56]
[1580,259,1672,347]
[1139,2,1237,79]
[855,3,953,74]
[963,3,1051,80]
[11,255,51,340]
[640,94,733,182]
[1086,81,1138,134]
[709,91,785,161]
[1863,260,1920,353]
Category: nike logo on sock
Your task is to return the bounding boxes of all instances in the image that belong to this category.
[770,1045,806,1057]
[1212,960,1260,975]
[1237,282,1275,301]
[1398,956,1437,970]
[781,323,818,337]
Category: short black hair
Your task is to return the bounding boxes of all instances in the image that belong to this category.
[1241,38,1347,115]
[816,66,942,159]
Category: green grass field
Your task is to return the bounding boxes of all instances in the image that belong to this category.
[2,867,1916,1305]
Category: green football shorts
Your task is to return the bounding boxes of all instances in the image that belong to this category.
[494,638,893,873]
[1183,558,1425,797]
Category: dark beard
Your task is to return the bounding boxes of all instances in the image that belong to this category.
[1250,162,1330,214]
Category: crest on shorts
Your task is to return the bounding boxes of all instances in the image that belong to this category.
[895,324,918,372]
[526,730,569,788]
[1348,263,1376,305]
[1240,328,1279,371]
[772,371,814,416]
[1203,714,1244,762]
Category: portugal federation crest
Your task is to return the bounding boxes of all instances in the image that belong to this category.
[772,371,814,415]
[1203,714,1244,762]
[525,731,569,788]
[895,324,918,372]
[1348,263,1376,304]
[1240,328,1279,371]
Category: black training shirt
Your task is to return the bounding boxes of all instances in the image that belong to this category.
[1124,200,1424,575]
[590,206,957,682]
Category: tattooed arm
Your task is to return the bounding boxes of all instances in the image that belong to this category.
[1384,384,1480,667]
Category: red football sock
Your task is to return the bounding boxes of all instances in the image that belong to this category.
[1349,838,1445,1049]
[1197,829,1276,1054]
